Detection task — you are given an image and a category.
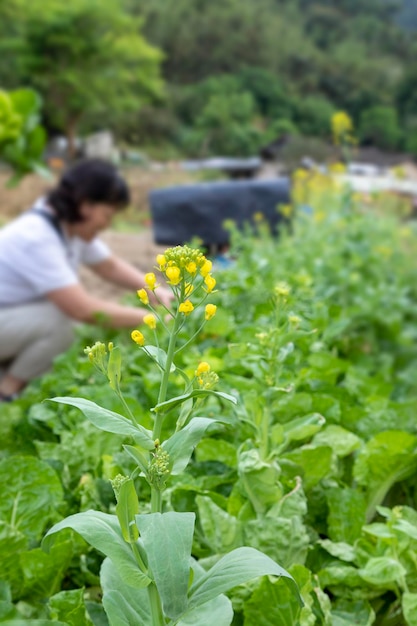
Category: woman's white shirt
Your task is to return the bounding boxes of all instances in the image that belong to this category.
[0,208,110,306]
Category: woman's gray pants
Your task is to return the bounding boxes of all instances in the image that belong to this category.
[0,301,74,382]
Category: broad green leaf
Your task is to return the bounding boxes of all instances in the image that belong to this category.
[331,599,375,626]
[313,425,361,457]
[0,522,26,598]
[143,345,176,372]
[177,559,233,626]
[403,592,417,626]
[116,479,139,543]
[283,445,333,490]
[318,540,356,562]
[152,389,237,414]
[135,512,195,620]
[43,511,151,589]
[49,397,154,449]
[123,445,149,474]
[20,533,75,600]
[327,487,367,543]
[359,557,406,587]
[187,547,300,611]
[100,557,150,626]
[107,346,122,391]
[195,438,237,467]
[0,456,63,541]
[353,430,417,521]
[196,496,242,553]
[163,417,220,474]
[243,575,303,626]
[283,413,326,443]
[48,588,92,626]
[244,515,310,569]
[238,449,282,515]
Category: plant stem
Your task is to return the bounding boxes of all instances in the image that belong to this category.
[147,582,165,626]
[153,312,181,441]
[151,488,162,513]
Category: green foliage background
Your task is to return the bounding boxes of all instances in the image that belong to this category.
[0,0,417,157]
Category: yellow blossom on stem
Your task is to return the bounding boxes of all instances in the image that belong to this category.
[200,259,212,277]
[196,361,211,376]
[205,304,217,320]
[186,261,197,275]
[131,330,145,346]
[144,314,157,329]
[204,274,216,293]
[145,273,157,290]
[274,282,291,297]
[184,282,194,297]
[156,254,166,269]
[165,266,181,285]
[179,300,194,315]
[137,288,149,305]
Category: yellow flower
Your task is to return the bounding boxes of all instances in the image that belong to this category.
[288,314,301,327]
[131,330,145,346]
[179,300,194,315]
[185,282,194,297]
[166,266,181,285]
[186,261,197,274]
[205,304,217,320]
[137,288,149,305]
[145,273,157,290]
[156,254,166,268]
[204,274,216,293]
[143,314,157,329]
[196,361,211,376]
[200,259,212,277]
[274,282,291,297]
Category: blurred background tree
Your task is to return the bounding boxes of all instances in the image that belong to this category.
[0,0,416,159]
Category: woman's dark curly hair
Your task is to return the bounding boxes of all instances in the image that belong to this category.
[47,159,130,223]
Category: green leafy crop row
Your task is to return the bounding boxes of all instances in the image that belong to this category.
[1,174,417,624]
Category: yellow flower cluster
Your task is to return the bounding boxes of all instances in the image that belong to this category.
[195,361,219,389]
[331,111,355,146]
[132,245,218,346]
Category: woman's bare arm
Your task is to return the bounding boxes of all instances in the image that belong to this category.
[47,283,146,327]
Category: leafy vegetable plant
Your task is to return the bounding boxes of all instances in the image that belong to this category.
[42,245,299,625]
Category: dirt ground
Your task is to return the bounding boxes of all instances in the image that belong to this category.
[0,165,196,301]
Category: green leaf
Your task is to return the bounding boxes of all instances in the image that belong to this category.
[402,592,417,626]
[331,599,375,626]
[327,487,367,543]
[243,575,302,626]
[359,557,406,587]
[49,397,154,449]
[152,389,237,414]
[187,547,300,612]
[100,557,150,626]
[195,438,237,468]
[196,496,242,553]
[48,588,92,626]
[43,511,151,589]
[353,430,417,521]
[238,449,282,515]
[116,479,139,543]
[283,413,326,443]
[163,417,221,474]
[283,445,333,490]
[0,456,63,541]
[107,346,122,391]
[313,425,361,457]
[123,444,149,475]
[318,540,356,562]
[177,559,233,626]
[135,512,195,620]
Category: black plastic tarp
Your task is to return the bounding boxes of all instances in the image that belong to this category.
[149,177,291,247]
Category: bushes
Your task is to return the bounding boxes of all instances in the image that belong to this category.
[359,105,402,150]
